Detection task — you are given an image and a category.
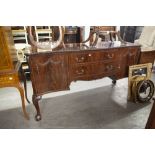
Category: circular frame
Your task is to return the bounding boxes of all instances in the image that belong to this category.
[135,80,155,103]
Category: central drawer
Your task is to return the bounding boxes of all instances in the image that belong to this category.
[70,51,100,64]
[70,63,99,77]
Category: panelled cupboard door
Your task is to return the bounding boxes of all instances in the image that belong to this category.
[128,47,141,66]
[29,53,68,95]
[0,27,13,71]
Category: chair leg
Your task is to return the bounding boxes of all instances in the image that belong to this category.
[15,82,29,120]
[20,64,31,104]
[23,72,31,104]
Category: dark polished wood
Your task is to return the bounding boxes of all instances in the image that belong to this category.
[138,50,155,65]
[145,99,155,129]
[27,42,141,121]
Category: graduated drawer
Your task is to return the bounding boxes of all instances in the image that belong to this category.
[70,52,99,64]
[70,63,99,77]
[99,61,122,74]
[99,48,126,61]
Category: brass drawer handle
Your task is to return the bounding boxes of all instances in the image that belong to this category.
[106,65,114,71]
[106,53,114,59]
[76,56,85,62]
[106,65,120,71]
[76,69,85,75]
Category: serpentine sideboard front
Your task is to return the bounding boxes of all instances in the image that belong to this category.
[27,42,141,121]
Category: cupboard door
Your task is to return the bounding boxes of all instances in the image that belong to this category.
[29,53,68,95]
[128,47,140,66]
[0,28,13,71]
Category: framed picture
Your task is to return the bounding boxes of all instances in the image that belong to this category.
[128,63,152,100]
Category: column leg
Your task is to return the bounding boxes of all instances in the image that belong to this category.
[32,94,42,121]
[15,83,29,120]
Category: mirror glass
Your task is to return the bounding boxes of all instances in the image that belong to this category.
[132,67,147,77]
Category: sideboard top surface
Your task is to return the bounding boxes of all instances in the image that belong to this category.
[27,41,141,56]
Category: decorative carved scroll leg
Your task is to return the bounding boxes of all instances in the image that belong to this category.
[15,83,29,120]
[32,95,42,121]
[20,64,31,104]
[112,79,117,85]
[109,75,117,85]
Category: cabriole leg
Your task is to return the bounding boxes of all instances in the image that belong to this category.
[32,94,42,121]
[15,83,29,120]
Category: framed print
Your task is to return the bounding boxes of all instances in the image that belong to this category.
[128,63,152,100]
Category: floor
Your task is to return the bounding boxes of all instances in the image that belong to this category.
[0,74,154,129]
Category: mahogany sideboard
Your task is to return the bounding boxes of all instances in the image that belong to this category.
[27,42,141,121]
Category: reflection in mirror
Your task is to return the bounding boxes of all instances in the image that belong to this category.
[132,67,147,77]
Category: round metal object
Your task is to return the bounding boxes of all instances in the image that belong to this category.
[135,80,154,103]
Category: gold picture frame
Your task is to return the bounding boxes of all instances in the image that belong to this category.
[128,63,152,100]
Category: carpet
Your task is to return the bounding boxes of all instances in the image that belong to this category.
[0,78,152,129]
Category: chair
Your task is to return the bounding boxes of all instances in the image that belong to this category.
[12,27,31,103]
[0,27,29,119]
[11,26,31,63]
[12,26,28,43]
[135,26,155,66]
[34,26,53,42]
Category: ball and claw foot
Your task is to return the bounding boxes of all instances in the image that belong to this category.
[35,114,42,121]
[112,79,116,85]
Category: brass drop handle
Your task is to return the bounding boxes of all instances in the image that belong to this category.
[118,65,121,69]
[129,52,135,57]
[106,65,114,71]
[76,56,85,62]
[76,69,85,75]
[106,65,120,71]
[107,53,114,59]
